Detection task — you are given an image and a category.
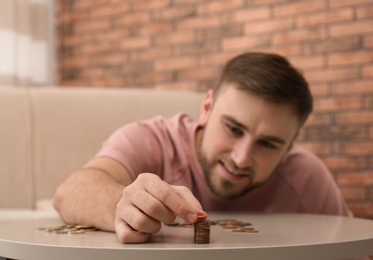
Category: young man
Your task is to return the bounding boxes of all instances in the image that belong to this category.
[53,52,350,244]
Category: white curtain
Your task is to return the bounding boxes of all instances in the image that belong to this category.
[0,0,54,87]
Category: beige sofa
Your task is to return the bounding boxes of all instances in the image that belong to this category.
[0,87,204,220]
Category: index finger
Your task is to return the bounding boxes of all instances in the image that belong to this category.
[145,179,199,223]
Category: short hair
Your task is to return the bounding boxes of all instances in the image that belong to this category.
[215,52,313,125]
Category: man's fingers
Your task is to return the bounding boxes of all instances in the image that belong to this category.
[172,185,207,220]
[131,189,176,224]
[141,175,202,223]
[115,219,150,244]
[116,199,162,234]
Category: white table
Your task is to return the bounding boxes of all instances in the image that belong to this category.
[0,213,372,260]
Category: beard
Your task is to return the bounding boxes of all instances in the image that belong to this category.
[197,135,261,200]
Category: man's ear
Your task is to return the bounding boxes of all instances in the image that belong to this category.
[198,90,213,127]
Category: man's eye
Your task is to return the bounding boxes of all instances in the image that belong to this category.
[226,124,243,136]
[258,140,276,149]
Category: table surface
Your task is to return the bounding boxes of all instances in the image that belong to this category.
[0,213,372,260]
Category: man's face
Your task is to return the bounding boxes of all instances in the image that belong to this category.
[197,85,300,200]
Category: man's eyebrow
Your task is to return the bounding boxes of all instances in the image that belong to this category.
[222,115,286,145]
[260,135,286,145]
[222,115,248,130]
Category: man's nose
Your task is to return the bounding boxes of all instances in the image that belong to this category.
[230,140,254,169]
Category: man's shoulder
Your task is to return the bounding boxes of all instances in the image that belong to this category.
[281,144,327,172]
[275,144,333,188]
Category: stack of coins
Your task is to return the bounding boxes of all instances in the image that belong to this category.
[194,218,210,244]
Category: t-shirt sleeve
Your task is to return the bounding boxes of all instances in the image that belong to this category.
[94,121,163,181]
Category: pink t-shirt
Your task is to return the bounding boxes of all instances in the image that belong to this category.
[95,113,350,216]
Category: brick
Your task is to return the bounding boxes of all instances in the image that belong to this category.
[154,80,198,90]
[176,16,221,29]
[119,36,151,50]
[327,51,373,67]
[365,95,373,109]
[314,96,362,112]
[303,113,332,127]
[200,51,242,66]
[332,80,373,95]
[336,141,373,155]
[309,84,330,97]
[59,34,90,46]
[155,56,198,71]
[121,62,153,74]
[250,0,292,4]
[255,44,302,57]
[231,7,271,23]
[272,27,326,45]
[138,22,173,35]
[222,35,270,51]
[306,125,366,141]
[72,0,109,10]
[153,6,195,21]
[197,0,244,14]
[154,30,195,45]
[330,19,373,37]
[244,17,294,35]
[89,4,129,18]
[174,42,220,56]
[304,37,361,54]
[363,64,373,78]
[74,19,111,33]
[79,41,111,55]
[81,67,105,78]
[289,55,325,70]
[197,26,241,41]
[298,142,331,155]
[177,67,218,81]
[135,71,174,85]
[115,11,150,26]
[348,203,373,218]
[305,67,360,83]
[60,56,88,68]
[365,35,373,48]
[100,53,127,66]
[357,5,373,19]
[130,0,170,11]
[340,187,367,201]
[172,0,206,3]
[274,0,327,17]
[130,47,172,61]
[59,10,89,23]
[335,110,373,125]
[322,156,367,171]
[297,7,354,27]
[330,0,373,8]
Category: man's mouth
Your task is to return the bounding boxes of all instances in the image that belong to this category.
[217,160,252,182]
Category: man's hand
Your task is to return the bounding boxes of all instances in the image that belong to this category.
[114,173,206,243]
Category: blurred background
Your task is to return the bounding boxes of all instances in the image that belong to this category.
[1,0,372,219]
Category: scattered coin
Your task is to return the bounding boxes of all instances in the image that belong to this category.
[38,224,97,235]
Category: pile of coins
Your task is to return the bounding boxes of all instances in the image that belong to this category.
[212,219,258,233]
[38,224,97,234]
[194,218,211,244]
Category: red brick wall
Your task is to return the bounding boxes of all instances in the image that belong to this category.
[55,0,373,219]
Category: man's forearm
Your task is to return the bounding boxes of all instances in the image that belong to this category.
[53,168,125,232]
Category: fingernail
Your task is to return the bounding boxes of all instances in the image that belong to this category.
[186,213,197,223]
[197,210,207,217]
